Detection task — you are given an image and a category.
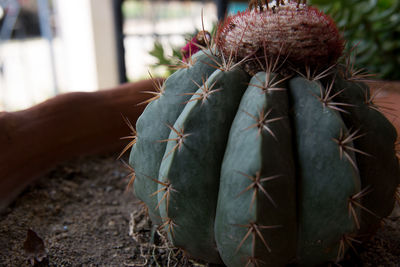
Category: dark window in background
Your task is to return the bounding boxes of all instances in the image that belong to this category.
[0,1,42,39]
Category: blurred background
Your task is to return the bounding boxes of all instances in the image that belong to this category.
[0,0,399,111]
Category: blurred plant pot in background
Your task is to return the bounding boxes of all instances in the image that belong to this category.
[0,78,162,212]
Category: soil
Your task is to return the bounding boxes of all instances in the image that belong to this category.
[0,154,399,266]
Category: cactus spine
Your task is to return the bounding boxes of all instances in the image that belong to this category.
[128,1,400,266]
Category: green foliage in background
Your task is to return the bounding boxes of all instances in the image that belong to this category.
[149,1,400,80]
[149,41,182,77]
[311,0,400,80]
[149,27,217,76]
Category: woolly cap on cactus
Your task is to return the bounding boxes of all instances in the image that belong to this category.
[216,0,344,74]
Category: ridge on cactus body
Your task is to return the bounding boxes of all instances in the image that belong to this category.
[128,1,400,266]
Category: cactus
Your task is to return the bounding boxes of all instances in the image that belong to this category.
[127,1,400,266]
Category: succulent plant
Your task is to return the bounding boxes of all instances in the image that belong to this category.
[127,1,400,266]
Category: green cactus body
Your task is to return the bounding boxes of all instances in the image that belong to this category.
[332,76,400,233]
[215,72,297,266]
[128,1,400,266]
[158,67,250,263]
[288,77,360,265]
[130,51,219,224]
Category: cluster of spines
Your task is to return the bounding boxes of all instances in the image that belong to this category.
[118,116,137,190]
[137,73,166,106]
[152,176,178,236]
[159,124,190,160]
[236,221,282,267]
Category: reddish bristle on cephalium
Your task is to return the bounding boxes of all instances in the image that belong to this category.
[216,0,344,75]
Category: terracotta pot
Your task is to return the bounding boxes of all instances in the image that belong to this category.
[0,79,162,212]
